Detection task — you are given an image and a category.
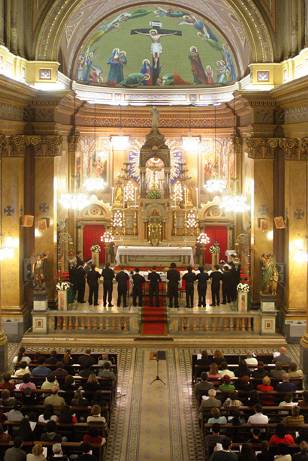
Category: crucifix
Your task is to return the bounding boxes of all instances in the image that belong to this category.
[131,27,182,57]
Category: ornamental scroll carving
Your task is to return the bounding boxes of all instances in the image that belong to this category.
[247,137,308,160]
[0,135,63,157]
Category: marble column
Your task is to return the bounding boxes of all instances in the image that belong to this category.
[246,138,275,305]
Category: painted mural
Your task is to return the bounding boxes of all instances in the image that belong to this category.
[75,5,237,87]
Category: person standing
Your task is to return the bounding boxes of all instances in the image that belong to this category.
[222,266,233,304]
[210,265,223,306]
[148,267,161,306]
[182,266,197,308]
[116,267,129,308]
[101,262,115,307]
[132,268,145,307]
[167,262,180,308]
[196,266,209,307]
[230,255,240,301]
[86,264,101,306]
[75,264,86,303]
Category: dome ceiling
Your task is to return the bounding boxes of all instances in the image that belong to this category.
[58,0,253,81]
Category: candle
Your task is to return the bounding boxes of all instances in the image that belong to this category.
[134,186,137,206]
[111,187,114,204]
[196,187,199,208]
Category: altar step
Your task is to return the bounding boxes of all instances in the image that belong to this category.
[142,306,168,335]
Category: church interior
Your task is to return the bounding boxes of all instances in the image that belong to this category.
[0,1,308,460]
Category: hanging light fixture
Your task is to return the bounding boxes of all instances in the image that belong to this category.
[182,106,200,152]
[100,230,114,243]
[60,95,91,210]
[204,105,226,193]
[197,232,210,245]
[111,105,130,149]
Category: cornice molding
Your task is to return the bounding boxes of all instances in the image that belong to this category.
[0,135,63,157]
[246,137,308,160]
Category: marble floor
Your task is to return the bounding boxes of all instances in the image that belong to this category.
[13,341,301,461]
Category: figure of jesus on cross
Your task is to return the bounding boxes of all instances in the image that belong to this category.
[131,27,182,57]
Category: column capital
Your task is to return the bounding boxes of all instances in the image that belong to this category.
[247,137,308,160]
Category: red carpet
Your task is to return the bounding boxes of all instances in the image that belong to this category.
[142,306,167,335]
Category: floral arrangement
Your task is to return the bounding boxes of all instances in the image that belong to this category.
[209,242,220,254]
[56,281,71,291]
[147,189,161,199]
[237,283,250,293]
[91,244,101,253]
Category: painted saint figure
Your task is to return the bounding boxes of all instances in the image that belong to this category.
[189,46,208,84]
[107,48,127,84]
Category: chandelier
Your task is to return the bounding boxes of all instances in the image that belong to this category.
[100,231,114,243]
[59,193,91,211]
[112,209,124,228]
[220,194,250,213]
[186,209,198,228]
[197,232,210,245]
[83,177,106,192]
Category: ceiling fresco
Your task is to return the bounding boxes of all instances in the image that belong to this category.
[73,4,238,88]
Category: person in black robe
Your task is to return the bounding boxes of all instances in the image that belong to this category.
[101,262,115,307]
[148,267,161,306]
[210,265,223,306]
[132,268,145,307]
[87,264,101,306]
[196,266,209,307]
[75,264,86,303]
[167,262,180,308]
[182,266,197,308]
[116,267,129,307]
[222,265,233,304]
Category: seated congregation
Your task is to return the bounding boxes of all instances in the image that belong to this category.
[0,347,117,460]
[193,347,308,460]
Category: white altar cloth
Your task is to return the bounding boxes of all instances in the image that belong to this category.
[116,246,194,266]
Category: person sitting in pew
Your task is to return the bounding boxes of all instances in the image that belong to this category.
[210,436,239,461]
[48,443,69,461]
[49,362,69,381]
[38,405,58,424]
[196,350,212,367]
[4,437,26,461]
[244,352,258,367]
[83,426,106,447]
[235,359,251,378]
[79,442,98,461]
[84,374,102,394]
[0,372,15,392]
[247,404,269,424]
[204,423,228,459]
[43,386,65,408]
[71,389,89,407]
[15,361,31,378]
[58,405,78,425]
[97,353,112,368]
[207,407,227,425]
[208,363,221,380]
[282,406,305,426]
[223,392,243,409]
[219,362,235,379]
[200,388,222,414]
[4,402,24,422]
[268,423,295,447]
[252,361,268,380]
[0,389,15,409]
[86,404,108,434]
[293,439,308,461]
[12,346,31,365]
[16,417,34,442]
[0,422,11,443]
[78,349,96,369]
[98,362,116,381]
[31,357,51,378]
[218,375,236,394]
[287,362,304,379]
[41,375,59,391]
[276,374,297,394]
[18,374,37,392]
[273,347,292,367]
[213,350,225,366]
[194,372,213,401]
[271,363,287,380]
[40,420,61,443]
[45,350,59,365]
[257,376,274,406]
[61,375,75,405]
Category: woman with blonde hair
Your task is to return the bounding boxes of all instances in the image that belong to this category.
[213,350,224,365]
[26,443,46,460]
[257,375,274,406]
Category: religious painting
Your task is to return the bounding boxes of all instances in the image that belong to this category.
[128,138,182,184]
[74,4,237,87]
[75,136,111,190]
[201,137,235,187]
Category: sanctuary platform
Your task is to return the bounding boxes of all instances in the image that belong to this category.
[31,304,278,338]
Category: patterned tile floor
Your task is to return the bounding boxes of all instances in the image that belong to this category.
[9,342,301,461]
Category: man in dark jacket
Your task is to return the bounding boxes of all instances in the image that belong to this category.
[222,266,233,304]
[182,266,197,308]
[167,262,180,308]
[101,262,115,307]
[210,265,223,306]
[196,266,209,307]
[87,264,101,306]
[148,267,161,306]
[75,263,86,303]
[4,437,26,461]
[132,268,145,307]
[116,267,129,307]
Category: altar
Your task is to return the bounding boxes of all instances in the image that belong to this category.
[115,246,194,267]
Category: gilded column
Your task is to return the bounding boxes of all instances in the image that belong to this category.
[246,138,275,304]
[32,135,63,302]
[0,0,4,45]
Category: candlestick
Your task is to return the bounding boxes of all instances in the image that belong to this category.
[195,187,199,209]
[111,187,114,204]
[134,186,137,206]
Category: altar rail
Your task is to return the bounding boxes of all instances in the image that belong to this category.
[32,311,140,335]
[168,311,268,335]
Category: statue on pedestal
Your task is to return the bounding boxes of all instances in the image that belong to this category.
[260,253,279,296]
[33,253,48,298]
